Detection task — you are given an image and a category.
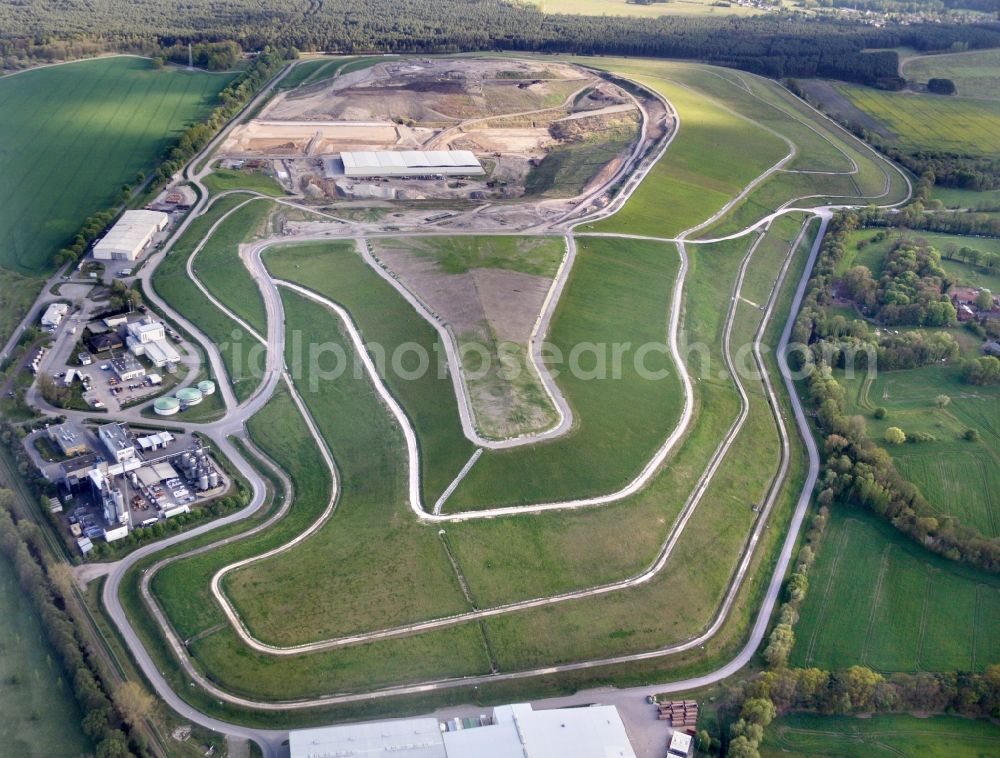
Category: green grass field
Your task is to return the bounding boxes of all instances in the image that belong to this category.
[524,120,639,197]
[763,712,1000,758]
[152,194,271,402]
[837,364,1000,536]
[0,56,232,346]
[582,66,790,237]
[838,228,1000,293]
[202,168,285,196]
[791,508,1000,672]
[0,556,91,756]
[902,48,1000,101]
[836,83,1000,155]
[265,235,685,512]
[0,56,232,275]
[931,185,1000,210]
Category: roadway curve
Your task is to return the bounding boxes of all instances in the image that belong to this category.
[24,58,911,756]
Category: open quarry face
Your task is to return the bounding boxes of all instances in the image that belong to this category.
[219,57,646,206]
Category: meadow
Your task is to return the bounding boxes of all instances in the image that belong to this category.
[901,48,1000,101]
[835,83,1000,155]
[152,194,271,402]
[201,168,285,196]
[791,508,1000,672]
[0,556,91,756]
[266,236,685,512]
[837,364,1000,537]
[763,713,1000,758]
[0,56,232,345]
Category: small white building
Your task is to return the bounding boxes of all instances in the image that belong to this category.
[126,317,180,368]
[127,318,165,344]
[668,731,694,758]
[111,353,146,381]
[93,210,169,261]
[41,302,69,328]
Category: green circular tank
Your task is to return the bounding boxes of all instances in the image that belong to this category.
[176,387,203,406]
[197,380,216,396]
[153,397,180,416]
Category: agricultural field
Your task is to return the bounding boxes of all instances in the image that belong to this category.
[837,364,1000,536]
[0,556,91,756]
[834,83,1000,155]
[791,508,1000,672]
[0,56,233,344]
[931,185,1000,210]
[763,712,1000,758]
[901,48,1000,101]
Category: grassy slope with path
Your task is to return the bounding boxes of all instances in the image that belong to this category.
[152,195,271,402]
[202,169,286,197]
[266,236,683,512]
[0,555,92,756]
[580,61,790,238]
[762,712,1000,758]
[791,507,1000,672]
[0,56,232,345]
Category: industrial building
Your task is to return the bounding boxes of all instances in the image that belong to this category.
[92,210,169,261]
[41,302,69,329]
[98,423,136,463]
[126,317,180,368]
[110,353,146,382]
[47,421,90,458]
[288,703,636,758]
[340,150,485,178]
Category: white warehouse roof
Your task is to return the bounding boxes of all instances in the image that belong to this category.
[341,150,484,177]
[289,718,445,758]
[93,210,169,261]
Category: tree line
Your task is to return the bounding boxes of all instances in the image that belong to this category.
[3,0,1000,87]
[0,491,154,758]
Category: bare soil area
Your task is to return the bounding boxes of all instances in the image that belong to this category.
[370,238,562,438]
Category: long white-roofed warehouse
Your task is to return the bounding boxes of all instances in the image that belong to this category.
[340,150,485,178]
[93,210,169,261]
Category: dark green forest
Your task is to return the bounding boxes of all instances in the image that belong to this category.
[3,0,1000,86]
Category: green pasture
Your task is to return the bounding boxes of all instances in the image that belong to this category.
[902,48,1000,101]
[838,364,1000,536]
[202,168,285,196]
[582,65,789,237]
[839,227,1000,293]
[931,185,1000,210]
[791,508,1000,672]
[152,194,269,402]
[377,235,565,277]
[0,56,232,275]
[0,556,91,757]
[763,712,1000,758]
[835,83,1000,155]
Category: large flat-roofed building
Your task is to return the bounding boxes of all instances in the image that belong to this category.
[289,718,445,758]
[289,703,636,758]
[93,210,169,261]
[98,422,135,463]
[47,421,90,457]
[340,150,484,178]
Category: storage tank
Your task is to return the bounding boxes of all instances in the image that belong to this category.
[176,387,203,407]
[153,397,180,416]
[198,471,209,491]
[197,380,216,396]
[208,470,220,488]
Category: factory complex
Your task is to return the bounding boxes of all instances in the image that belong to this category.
[31,421,228,555]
